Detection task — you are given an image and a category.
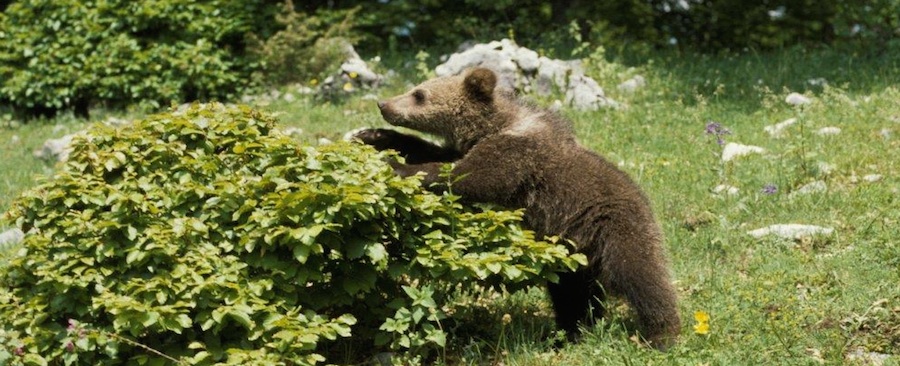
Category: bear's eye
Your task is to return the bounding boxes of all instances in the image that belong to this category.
[412,89,426,104]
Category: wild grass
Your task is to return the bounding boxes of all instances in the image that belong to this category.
[1,44,898,364]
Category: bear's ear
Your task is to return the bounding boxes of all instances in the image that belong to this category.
[464,67,496,102]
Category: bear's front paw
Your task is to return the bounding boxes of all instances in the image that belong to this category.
[343,128,400,151]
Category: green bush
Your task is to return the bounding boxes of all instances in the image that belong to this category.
[0,0,281,117]
[249,1,359,87]
[0,104,583,365]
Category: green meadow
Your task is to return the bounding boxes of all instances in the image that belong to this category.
[2,45,898,364]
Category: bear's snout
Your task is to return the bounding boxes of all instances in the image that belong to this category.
[377,100,396,122]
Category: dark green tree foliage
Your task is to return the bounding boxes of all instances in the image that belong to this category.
[249,1,359,87]
[0,1,281,117]
[310,0,898,53]
[0,104,583,365]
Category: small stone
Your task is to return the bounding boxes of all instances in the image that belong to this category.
[806,78,828,87]
[747,224,834,240]
[283,93,296,103]
[790,181,826,197]
[817,162,835,175]
[863,174,883,182]
[281,127,303,137]
[815,127,841,136]
[764,118,797,137]
[845,347,891,366]
[0,228,24,247]
[34,134,77,162]
[785,92,812,106]
[712,184,740,196]
[721,143,765,162]
[617,75,646,94]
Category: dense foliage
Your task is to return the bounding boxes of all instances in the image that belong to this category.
[249,1,358,87]
[0,0,282,116]
[0,103,584,365]
[304,0,899,53]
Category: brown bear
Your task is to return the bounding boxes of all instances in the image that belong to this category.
[349,67,681,349]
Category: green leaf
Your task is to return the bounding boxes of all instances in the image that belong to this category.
[229,308,256,329]
[23,354,48,366]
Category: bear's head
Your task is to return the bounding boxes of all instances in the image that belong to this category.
[378,67,510,151]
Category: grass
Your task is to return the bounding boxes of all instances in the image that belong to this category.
[2,44,899,364]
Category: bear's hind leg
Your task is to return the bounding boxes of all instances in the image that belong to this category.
[603,232,681,350]
[547,269,605,341]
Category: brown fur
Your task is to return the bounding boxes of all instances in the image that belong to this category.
[353,67,681,349]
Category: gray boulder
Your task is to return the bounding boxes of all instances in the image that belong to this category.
[0,228,24,248]
[435,39,616,111]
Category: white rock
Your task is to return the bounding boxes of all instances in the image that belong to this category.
[815,126,841,136]
[565,75,618,110]
[0,228,24,248]
[281,127,303,137]
[341,56,382,86]
[435,39,614,110]
[296,86,316,95]
[317,138,333,145]
[617,75,646,94]
[549,99,563,112]
[713,184,740,195]
[512,46,540,72]
[817,162,835,174]
[747,224,834,240]
[10,135,19,144]
[845,347,891,366]
[316,44,384,96]
[863,174,883,182]
[535,57,573,95]
[283,93,296,103]
[103,117,131,127]
[764,118,797,137]
[881,128,892,139]
[807,78,828,87]
[34,134,77,162]
[342,128,368,141]
[790,181,827,197]
[785,93,812,106]
[721,142,765,162]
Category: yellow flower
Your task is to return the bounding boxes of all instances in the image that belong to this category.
[309,78,319,86]
[342,82,354,92]
[693,310,710,335]
[693,321,709,335]
[694,311,709,323]
[349,71,358,79]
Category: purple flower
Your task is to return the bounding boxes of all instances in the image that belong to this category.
[705,121,732,145]
[67,319,77,331]
[65,341,75,352]
[762,184,777,194]
[14,346,24,356]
